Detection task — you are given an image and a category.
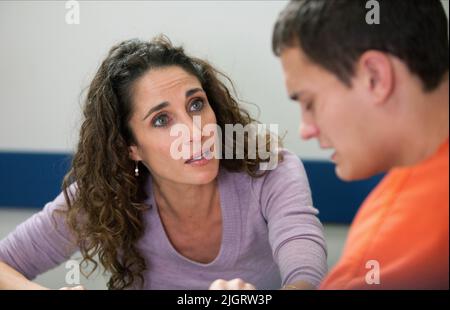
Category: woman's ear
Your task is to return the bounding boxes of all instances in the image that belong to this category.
[129,145,142,161]
[357,50,395,106]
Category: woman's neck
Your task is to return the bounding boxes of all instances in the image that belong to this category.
[152,178,219,221]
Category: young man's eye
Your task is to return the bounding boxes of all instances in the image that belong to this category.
[189,99,204,112]
[305,101,314,111]
[152,114,170,127]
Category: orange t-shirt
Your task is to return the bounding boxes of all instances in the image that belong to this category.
[321,139,449,289]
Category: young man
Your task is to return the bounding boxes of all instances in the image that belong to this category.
[272,0,449,289]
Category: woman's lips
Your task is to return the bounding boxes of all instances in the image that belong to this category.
[185,150,212,164]
[186,156,211,167]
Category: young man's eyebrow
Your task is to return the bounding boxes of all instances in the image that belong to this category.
[289,91,304,102]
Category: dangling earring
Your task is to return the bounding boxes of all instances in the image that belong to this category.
[134,161,139,177]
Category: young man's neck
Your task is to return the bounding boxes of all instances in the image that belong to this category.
[400,75,449,166]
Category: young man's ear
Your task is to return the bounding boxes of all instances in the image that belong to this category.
[357,50,394,105]
[129,145,142,162]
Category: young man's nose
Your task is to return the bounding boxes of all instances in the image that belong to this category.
[299,122,320,140]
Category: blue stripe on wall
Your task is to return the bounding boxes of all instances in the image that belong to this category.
[0,152,72,209]
[304,161,383,223]
[0,152,383,223]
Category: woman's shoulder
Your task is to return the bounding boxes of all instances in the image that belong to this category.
[257,148,306,182]
[275,148,305,169]
[221,149,308,192]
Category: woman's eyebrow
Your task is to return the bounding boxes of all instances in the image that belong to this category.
[142,88,205,121]
[142,101,169,121]
[185,87,204,98]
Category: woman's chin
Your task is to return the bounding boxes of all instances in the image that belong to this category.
[183,160,219,184]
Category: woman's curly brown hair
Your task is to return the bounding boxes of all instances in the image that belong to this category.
[61,35,282,289]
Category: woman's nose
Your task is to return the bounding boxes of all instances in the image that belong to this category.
[181,115,203,151]
[189,115,203,143]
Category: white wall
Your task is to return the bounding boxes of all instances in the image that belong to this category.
[0,1,448,159]
[0,0,327,159]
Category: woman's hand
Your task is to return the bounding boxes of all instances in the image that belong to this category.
[0,261,49,290]
[281,280,316,290]
[209,278,256,290]
[59,285,86,290]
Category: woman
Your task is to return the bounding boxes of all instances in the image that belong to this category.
[0,36,327,290]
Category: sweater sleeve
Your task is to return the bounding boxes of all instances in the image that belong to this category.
[0,187,78,280]
[259,151,328,287]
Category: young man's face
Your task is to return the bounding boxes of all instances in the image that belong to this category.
[280,46,385,181]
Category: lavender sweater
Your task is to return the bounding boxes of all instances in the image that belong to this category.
[0,151,327,289]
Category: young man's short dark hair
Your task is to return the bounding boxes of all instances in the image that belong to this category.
[272,0,449,91]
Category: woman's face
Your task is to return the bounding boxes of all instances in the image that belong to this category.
[128,66,220,186]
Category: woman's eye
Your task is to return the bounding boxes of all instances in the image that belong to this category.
[152,114,170,127]
[189,99,204,112]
